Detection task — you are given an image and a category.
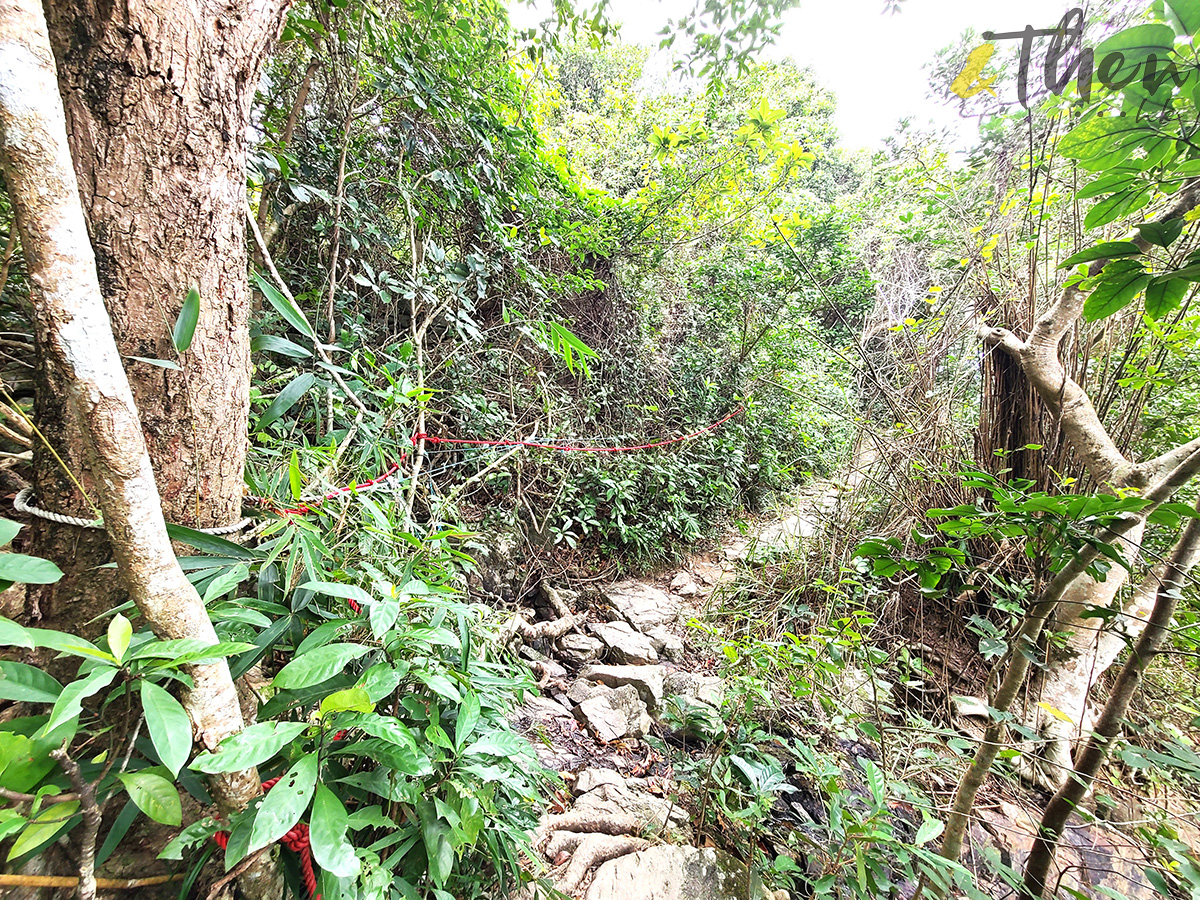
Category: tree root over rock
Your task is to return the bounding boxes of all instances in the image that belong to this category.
[534,809,650,896]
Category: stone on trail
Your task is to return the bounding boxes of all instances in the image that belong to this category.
[558,632,606,664]
[580,664,666,713]
[572,769,690,839]
[643,625,684,660]
[588,620,659,665]
[669,571,698,596]
[605,580,680,629]
[584,845,770,900]
[665,670,724,708]
[573,684,651,743]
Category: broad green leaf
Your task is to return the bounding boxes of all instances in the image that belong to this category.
[107,614,132,664]
[0,662,62,704]
[1083,260,1151,321]
[253,272,315,339]
[38,667,118,738]
[319,687,374,720]
[1145,278,1190,320]
[1058,115,1147,169]
[914,817,944,845]
[251,334,312,359]
[1058,241,1141,269]
[1084,188,1151,230]
[461,731,529,758]
[288,448,304,500]
[0,809,26,842]
[418,799,454,888]
[190,721,310,774]
[7,801,79,861]
[141,681,192,776]
[297,581,374,609]
[248,753,318,854]
[1167,0,1200,35]
[118,771,182,826]
[369,598,400,637]
[173,287,201,353]
[1136,218,1185,249]
[0,616,33,649]
[158,818,219,860]
[0,518,22,546]
[0,554,64,585]
[1094,23,1175,71]
[310,785,360,877]
[272,643,371,690]
[454,691,481,750]
[257,372,316,431]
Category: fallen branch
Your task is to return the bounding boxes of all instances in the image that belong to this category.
[0,875,185,890]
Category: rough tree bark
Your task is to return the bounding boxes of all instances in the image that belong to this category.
[1023,505,1200,897]
[0,2,279,896]
[24,0,290,635]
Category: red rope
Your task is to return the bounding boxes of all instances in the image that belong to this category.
[212,777,320,900]
[412,406,744,453]
[246,460,403,519]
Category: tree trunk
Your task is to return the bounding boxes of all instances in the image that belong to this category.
[0,2,280,896]
[25,0,289,634]
[1023,508,1200,897]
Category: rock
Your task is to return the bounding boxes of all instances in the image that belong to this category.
[670,572,698,597]
[567,678,610,705]
[573,685,651,743]
[665,671,724,707]
[644,625,685,661]
[952,695,990,719]
[589,621,659,665]
[573,771,690,839]
[519,696,575,722]
[557,632,605,664]
[605,581,680,629]
[580,664,666,713]
[585,845,769,900]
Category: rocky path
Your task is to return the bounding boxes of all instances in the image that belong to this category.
[502,500,1189,900]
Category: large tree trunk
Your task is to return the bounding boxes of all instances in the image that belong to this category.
[24,0,289,634]
[0,2,279,896]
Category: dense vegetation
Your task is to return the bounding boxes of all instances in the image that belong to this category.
[2,0,1200,899]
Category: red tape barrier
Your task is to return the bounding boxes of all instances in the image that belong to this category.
[412,406,744,453]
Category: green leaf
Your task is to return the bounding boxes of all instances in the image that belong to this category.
[257,372,316,431]
[0,732,58,792]
[251,334,312,359]
[0,518,23,546]
[454,691,481,751]
[173,287,201,353]
[190,720,310,774]
[1167,0,1200,36]
[165,524,260,560]
[310,785,360,877]
[248,753,318,854]
[118,771,182,826]
[319,687,374,720]
[296,581,375,609]
[0,616,34,649]
[1145,278,1190,320]
[107,614,132,664]
[419,799,454,888]
[1083,260,1151,321]
[0,662,62,704]
[288,448,304,500]
[7,801,79,861]
[0,554,64,585]
[126,356,181,371]
[1058,115,1147,168]
[38,667,118,738]
[1136,218,1185,249]
[1058,241,1142,268]
[460,731,529,758]
[914,817,944,845]
[1084,188,1151,230]
[272,643,371,690]
[141,681,192,777]
[253,272,315,339]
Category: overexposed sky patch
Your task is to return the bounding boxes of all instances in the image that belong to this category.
[511,0,1080,150]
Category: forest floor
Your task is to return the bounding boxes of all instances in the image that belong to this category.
[502,492,1196,900]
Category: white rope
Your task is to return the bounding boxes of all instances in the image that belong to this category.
[14,488,253,535]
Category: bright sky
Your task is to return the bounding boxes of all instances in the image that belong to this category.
[511,0,1077,151]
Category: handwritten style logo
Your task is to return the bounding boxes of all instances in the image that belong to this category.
[952,7,1185,109]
